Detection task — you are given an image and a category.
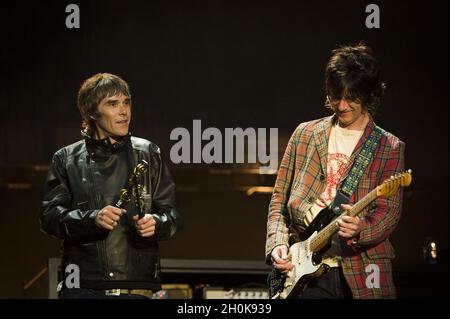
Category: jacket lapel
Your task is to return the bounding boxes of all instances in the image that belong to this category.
[313,116,334,176]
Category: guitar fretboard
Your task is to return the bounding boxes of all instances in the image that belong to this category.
[309,188,378,252]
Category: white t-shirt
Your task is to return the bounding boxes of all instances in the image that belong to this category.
[304,124,364,266]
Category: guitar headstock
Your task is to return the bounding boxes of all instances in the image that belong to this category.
[376,169,413,197]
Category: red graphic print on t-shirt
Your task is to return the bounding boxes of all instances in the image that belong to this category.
[321,152,349,204]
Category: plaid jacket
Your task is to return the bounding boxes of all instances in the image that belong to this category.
[266,115,405,298]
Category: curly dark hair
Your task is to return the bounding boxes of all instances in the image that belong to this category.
[324,42,386,115]
[77,73,131,135]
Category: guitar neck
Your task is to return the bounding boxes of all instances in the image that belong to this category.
[309,188,378,252]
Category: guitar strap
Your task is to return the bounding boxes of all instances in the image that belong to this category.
[331,125,384,216]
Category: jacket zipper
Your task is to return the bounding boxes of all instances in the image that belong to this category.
[88,156,110,279]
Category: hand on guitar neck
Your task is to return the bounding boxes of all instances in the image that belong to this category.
[336,204,362,239]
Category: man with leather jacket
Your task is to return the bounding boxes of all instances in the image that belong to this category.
[40,73,182,299]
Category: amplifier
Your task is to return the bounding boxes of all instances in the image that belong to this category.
[153,284,193,299]
[203,287,269,299]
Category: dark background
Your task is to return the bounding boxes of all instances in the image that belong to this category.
[0,0,448,298]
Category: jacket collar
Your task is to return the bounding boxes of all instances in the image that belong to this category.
[82,130,131,159]
[313,114,377,176]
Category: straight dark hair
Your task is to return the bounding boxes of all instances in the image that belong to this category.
[325,42,386,115]
[77,73,131,135]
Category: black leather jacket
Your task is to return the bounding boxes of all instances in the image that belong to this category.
[40,133,182,291]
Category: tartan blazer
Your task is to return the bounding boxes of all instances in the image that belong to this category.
[266,115,405,298]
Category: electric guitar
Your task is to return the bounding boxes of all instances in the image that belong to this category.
[271,170,413,299]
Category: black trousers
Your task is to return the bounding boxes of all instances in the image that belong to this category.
[59,288,150,299]
[298,267,353,299]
